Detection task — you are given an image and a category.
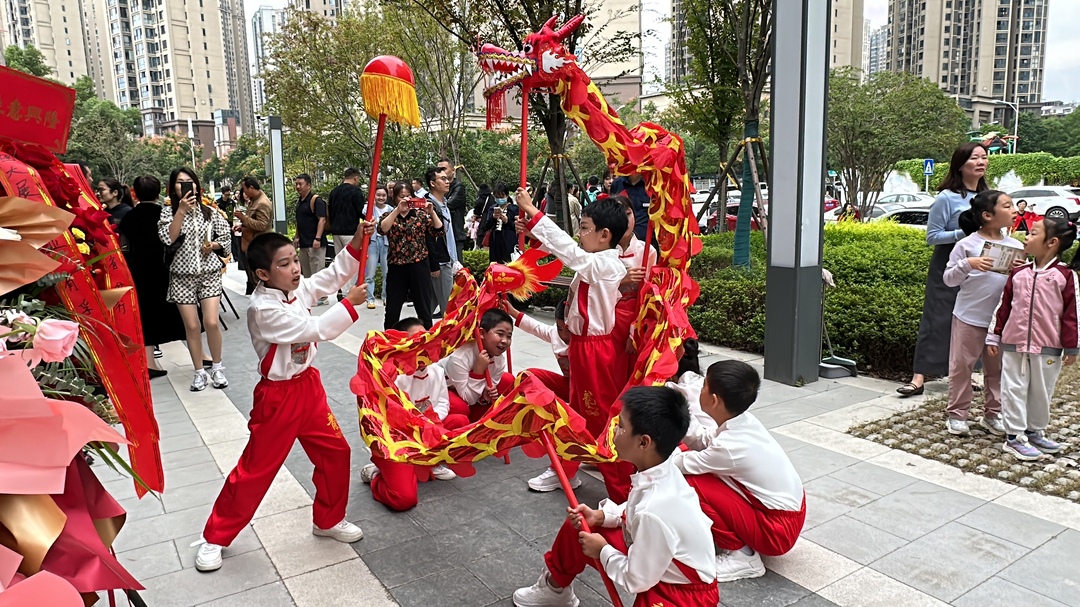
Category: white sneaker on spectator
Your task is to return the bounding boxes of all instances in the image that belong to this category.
[512,571,579,607]
[715,549,766,582]
[979,416,1005,436]
[210,367,228,389]
[312,519,364,543]
[190,369,209,392]
[528,468,582,492]
[432,464,457,480]
[946,418,970,435]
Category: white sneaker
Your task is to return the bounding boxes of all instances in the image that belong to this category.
[527,468,582,493]
[313,519,364,543]
[512,571,579,607]
[360,463,379,484]
[715,549,766,582]
[979,416,1005,436]
[432,464,457,480]
[210,367,228,389]
[190,369,209,392]
[194,542,223,572]
[946,418,970,436]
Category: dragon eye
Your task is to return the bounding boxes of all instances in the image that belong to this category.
[523,44,533,54]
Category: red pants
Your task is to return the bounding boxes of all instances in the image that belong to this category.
[448,372,515,422]
[203,368,350,546]
[685,473,805,556]
[544,519,719,607]
[612,296,637,377]
[368,413,468,512]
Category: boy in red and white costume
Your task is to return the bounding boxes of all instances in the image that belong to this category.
[513,386,718,607]
[195,224,373,572]
[359,318,465,512]
[443,308,516,422]
[674,360,806,582]
[612,195,657,370]
[516,190,636,502]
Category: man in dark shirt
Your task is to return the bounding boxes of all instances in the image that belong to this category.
[327,167,366,299]
[216,186,235,215]
[438,158,467,262]
[610,171,651,241]
[294,173,328,279]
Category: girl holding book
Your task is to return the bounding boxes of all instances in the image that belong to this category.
[987,217,1080,460]
[942,190,1020,436]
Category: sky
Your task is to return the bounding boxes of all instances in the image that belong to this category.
[244,0,1080,102]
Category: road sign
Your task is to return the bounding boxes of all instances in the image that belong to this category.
[827,170,837,177]
[923,159,935,175]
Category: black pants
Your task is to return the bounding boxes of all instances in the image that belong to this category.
[384,261,436,330]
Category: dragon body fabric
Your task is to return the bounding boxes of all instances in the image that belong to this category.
[352,16,701,473]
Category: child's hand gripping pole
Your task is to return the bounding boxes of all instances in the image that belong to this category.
[538,431,625,607]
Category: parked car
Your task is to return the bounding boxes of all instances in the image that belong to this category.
[873,207,932,229]
[876,192,936,206]
[1007,186,1080,221]
[827,199,934,222]
[701,203,762,234]
[823,197,840,213]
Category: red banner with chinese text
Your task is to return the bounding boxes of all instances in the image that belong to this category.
[0,66,75,154]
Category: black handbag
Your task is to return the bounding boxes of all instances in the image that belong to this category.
[163,234,186,267]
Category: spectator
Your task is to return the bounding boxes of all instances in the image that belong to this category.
[364,183,391,309]
[378,181,443,329]
[119,175,185,378]
[837,203,861,222]
[1013,199,1039,233]
[438,159,468,261]
[610,170,650,240]
[158,167,231,392]
[602,166,614,194]
[328,167,367,299]
[235,177,274,294]
[216,185,236,215]
[425,166,456,317]
[483,183,518,263]
[96,178,133,225]
[412,178,428,199]
[473,184,494,248]
[294,173,327,280]
[568,184,583,236]
[585,175,600,204]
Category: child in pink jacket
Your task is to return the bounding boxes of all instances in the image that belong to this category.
[987,217,1080,460]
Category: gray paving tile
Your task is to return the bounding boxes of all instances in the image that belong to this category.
[575,564,635,607]
[848,480,984,541]
[802,475,880,530]
[389,567,497,607]
[790,385,882,412]
[198,582,295,606]
[788,444,859,481]
[116,540,183,581]
[118,494,167,521]
[407,490,498,534]
[786,594,840,607]
[754,382,811,407]
[158,419,199,439]
[166,460,226,490]
[826,461,918,496]
[175,525,263,569]
[432,518,525,565]
[802,515,909,565]
[870,521,1030,602]
[139,550,280,607]
[162,478,226,513]
[771,434,812,454]
[162,445,217,470]
[720,569,811,607]
[153,410,194,427]
[159,432,209,454]
[361,535,456,588]
[954,577,1068,607]
[753,403,831,429]
[465,541,543,599]
[349,512,428,556]
[116,505,212,551]
[999,529,1080,606]
[956,502,1066,549]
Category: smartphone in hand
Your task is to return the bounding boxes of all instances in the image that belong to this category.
[410,197,427,210]
[180,182,196,199]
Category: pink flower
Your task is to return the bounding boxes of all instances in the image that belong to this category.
[32,319,80,362]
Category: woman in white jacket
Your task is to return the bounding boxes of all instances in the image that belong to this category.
[159,167,232,391]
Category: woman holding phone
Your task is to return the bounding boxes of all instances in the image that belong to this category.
[158,167,232,392]
[482,182,518,264]
[378,181,444,330]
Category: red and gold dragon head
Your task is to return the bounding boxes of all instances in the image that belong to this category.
[476,14,586,127]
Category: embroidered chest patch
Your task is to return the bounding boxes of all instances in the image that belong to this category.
[291,342,312,364]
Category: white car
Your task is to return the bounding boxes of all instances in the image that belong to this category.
[1007,186,1080,221]
[875,192,936,206]
[873,206,932,229]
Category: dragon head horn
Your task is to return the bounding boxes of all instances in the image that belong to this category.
[554,14,585,41]
[542,15,559,31]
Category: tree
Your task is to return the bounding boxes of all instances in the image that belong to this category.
[827,68,969,218]
[4,45,53,78]
[203,134,268,186]
[65,78,148,184]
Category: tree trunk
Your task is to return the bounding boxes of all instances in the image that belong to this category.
[732,120,759,267]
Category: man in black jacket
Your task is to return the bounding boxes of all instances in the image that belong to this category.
[438,158,467,262]
[327,167,366,298]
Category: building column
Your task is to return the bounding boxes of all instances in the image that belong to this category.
[763,0,830,386]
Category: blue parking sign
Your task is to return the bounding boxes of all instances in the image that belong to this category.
[923,159,935,175]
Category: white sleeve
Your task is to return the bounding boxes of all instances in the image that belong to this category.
[515,313,557,344]
[943,238,974,288]
[444,349,487,406]
[430,365,450,420]
[296,240,362,307]
[599,512,677,594]
[671,434,739,477]
[679,415,715,451]
[599,498,626,528]
[250,300,358,345]
[527,214,626,285]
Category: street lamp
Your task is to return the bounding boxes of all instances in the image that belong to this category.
[994,100,1020,154]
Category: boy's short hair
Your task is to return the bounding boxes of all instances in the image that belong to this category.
[132,175,161,202]
[220,185,232,193]
[620,386,689,458]
[705,360,760,416]
[393,317,424,332]
[555,300,567,322]
[480,308,514,331]
[247,232,293,273]
[581,199,628,248]
[675,338,701,378]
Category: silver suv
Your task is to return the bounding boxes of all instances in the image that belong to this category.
[1008,186,1080,221]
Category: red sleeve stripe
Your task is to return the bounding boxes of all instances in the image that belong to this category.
[260,343,278,378]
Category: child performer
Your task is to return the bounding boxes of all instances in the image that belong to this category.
[987,217,1080,460]
[612,195,656,362]
[664,339,715,432]
[194,222,373,572]
[515,190,636,502]
[673,360,805,582]
[444,308,516,422]
[513,386,718,607]
[942,190,1020,436]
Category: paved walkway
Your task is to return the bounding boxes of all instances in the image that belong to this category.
[95,265,1080,606]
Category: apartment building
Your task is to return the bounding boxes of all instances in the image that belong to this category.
[288,0,344,23]
[250,5,285,120]
[884,0,1049,127]
[0,0,91,83]
[867,24,888,76]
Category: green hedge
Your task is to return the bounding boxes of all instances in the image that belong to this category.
[897,152,1080,188]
